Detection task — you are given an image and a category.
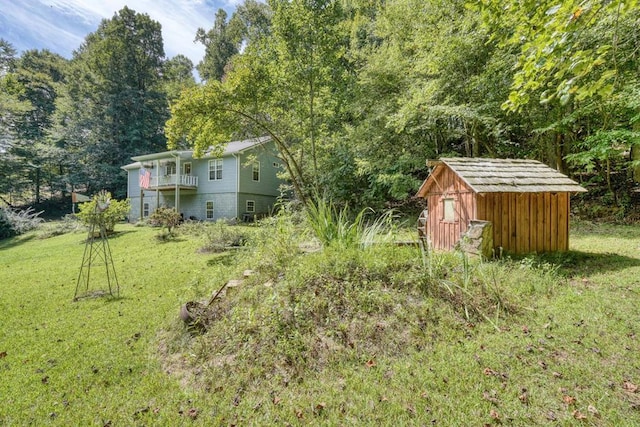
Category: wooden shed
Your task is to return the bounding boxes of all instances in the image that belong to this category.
[415,158,587,254]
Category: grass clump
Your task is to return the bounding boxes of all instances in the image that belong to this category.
[0,206,43,238]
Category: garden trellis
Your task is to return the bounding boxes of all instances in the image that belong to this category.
[74,190,120,300]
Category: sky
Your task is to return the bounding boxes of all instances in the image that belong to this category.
[0,0,242,67]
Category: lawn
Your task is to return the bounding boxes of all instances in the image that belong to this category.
[0,220,639,425]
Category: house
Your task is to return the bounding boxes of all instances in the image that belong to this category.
[121,137,285,222]
[415,157,586,254]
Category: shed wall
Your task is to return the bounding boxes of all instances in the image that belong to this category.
[425,167,476,250]
[477,192,570,253]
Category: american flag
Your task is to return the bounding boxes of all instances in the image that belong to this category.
[139,167,151,189]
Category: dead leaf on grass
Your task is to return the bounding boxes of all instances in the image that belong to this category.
[518,389,529,404]
[482,390,499,404]
[572,410,587,420]
[562,395,577,405]
[483,367,496,376]
[623,381,639,393]
[587,405,600,418]
[295,409,304,419]
[186,408,199,420]
[0,351,6,359]
[272,395,281,405]
[365,359,376,368]
[489,408,500,420]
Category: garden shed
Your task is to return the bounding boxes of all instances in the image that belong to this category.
[415,158,587,254]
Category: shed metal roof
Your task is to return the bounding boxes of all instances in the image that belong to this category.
[417,157,586,195]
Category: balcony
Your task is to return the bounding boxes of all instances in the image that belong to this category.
[151,174,198,190]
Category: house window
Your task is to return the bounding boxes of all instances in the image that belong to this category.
[246,200,255,213]
[205,201,214,219]
[143,203,150,218]
[209,159,222,180]
[165,161,176,175]
[182,162,191,175]
[252,162,260,182]
[443,198,456,222]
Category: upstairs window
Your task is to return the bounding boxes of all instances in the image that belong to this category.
[182,162,191,175]
[165,161,176,175]
[252,162,260,182]
[209,159,222,180]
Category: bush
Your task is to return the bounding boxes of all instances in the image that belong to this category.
[76,193,130,233]
[148,207,182,237]
[0,206,44,239]
[201,220,248,252]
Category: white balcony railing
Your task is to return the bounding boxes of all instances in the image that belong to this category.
[152,174,198,188]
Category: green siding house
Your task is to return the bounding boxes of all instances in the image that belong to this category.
[121,137,285,222]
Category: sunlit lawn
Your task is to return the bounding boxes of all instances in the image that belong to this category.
[0,220,639,425]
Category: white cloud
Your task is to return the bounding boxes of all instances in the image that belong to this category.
[1,0,238,66]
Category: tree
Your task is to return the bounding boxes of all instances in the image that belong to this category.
[168,0,354,205]
[195,9,238,82]
[58,7,168,196]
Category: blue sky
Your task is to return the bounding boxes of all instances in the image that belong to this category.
[0,0,241,66]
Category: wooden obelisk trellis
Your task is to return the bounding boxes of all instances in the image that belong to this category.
[74,196,119,300]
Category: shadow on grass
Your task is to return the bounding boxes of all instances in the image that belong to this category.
[0,234,37,251]
[516,250,640,277]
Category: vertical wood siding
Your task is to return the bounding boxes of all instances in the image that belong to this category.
[420,164,573,254]
[476,192,570,254]
[425,167,475,250]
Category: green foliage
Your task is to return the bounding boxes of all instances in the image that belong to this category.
[76,193,130,233]
[2,219,640,424]
[304,197,397,248]
[0,206,43,239]
[148,207,182,237]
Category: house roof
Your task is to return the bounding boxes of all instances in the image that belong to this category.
[126,136,271,164]
[416,157,587,196]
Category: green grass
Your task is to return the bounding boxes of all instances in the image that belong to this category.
[1,219,639,425]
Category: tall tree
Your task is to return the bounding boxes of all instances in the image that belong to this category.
[195,9,238,81]
[59,7,168,196]
[168,0,354,204]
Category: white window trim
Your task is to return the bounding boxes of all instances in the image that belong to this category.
[208,159,223,181]
[252,161,260,182]
[182,162,192,175]
[165,161,176,175]
[205,200,214,219]
[143,203,150,218]
[246,200,255,213]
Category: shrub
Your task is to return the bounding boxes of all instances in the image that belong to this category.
[0,206,44,239]
[200,220,248,252]
[148,207,182,237]
[76,193,130,233]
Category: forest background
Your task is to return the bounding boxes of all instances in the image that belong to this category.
[1,0,639,219]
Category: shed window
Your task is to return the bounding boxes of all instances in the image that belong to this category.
[443,198,456,221]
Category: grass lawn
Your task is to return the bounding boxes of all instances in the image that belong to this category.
[1,220,639,425]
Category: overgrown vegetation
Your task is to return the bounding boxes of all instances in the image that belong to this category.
[1,214,639,425]
[0,206,43,238]
[148,206,183,239]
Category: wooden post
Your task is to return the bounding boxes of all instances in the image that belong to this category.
[139,188,144,222]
